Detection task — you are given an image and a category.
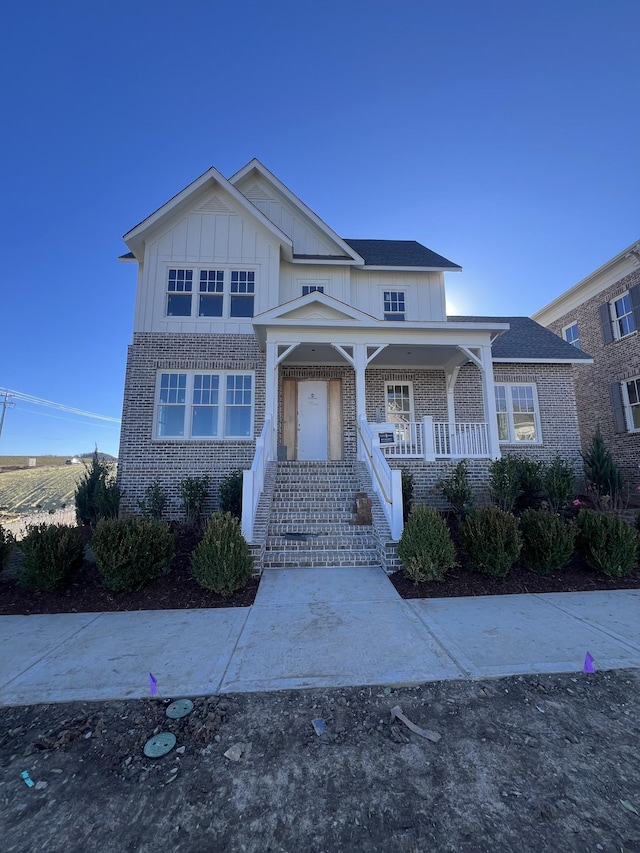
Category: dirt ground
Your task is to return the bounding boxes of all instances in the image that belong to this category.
[2,671,640,852]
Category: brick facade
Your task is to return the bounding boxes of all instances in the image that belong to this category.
[546,265,640,488]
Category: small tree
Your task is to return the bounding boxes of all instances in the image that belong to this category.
[179,475,210,527]
[137,480,168,520]
[401,469,415,523]
[0,524,15,574]
[438,459,473,518]
[488,456,520,513]
[75,448,120,527]
[544,455,576,514]
[583,424,623,508]
[513,456,545,510]
[219,470,244,519]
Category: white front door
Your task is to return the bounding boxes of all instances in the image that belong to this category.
[297,380,328,460]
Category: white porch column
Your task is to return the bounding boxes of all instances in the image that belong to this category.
[264,340,277,456]
[354,343,367,421]
[479,344,501,460]
[444,366,460,456]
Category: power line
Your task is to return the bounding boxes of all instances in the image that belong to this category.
[0,388,121,424]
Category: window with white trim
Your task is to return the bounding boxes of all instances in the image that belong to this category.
[611,292,636,339]
[622,377,640,431]
[383,291,406,321]
[166,268,255,319]
[156,371,253,439]
[494,384,540,443]
[302,285,324,295]
[563,322,580,348]
[385,383,414,442]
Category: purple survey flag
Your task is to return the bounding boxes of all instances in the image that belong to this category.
[583,652,595,674]
[149,672,158,695]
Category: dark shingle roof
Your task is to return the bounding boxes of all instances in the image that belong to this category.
[344,239,460,269]
[450,316,592,361]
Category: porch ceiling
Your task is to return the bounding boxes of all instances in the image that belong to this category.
[279,342,471,368]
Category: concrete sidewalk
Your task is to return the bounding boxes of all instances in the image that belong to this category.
[2,566,640,706]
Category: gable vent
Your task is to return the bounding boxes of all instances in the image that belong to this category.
[243,183,274,202]
[197,195,232,213]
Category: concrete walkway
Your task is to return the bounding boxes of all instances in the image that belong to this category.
[2,566,640,706]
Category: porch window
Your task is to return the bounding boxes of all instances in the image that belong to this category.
[156,371,253,439]
[494,384,540,443]
[383,291,406,321]
[386,383,414,442]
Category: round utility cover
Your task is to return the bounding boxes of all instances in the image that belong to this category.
[166,699,194,719]
[143,732,176,758]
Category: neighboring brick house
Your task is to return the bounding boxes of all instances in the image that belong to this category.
[533,241,640,488]
[117,159,590,550]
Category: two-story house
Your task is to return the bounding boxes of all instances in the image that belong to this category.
[118,159,590,571]
[533,241,640,489]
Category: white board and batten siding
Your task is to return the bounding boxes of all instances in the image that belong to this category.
[278,263,351,305]
[350,268,447,322]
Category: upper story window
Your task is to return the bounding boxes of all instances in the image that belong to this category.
[156,371,253,439]
[563,322,580,348]
[494,383,540,443]
[623,377,640,431]
[302,285,324,296]
[383,291,406,321]
[166,268,255,319]
[611,292,635,339]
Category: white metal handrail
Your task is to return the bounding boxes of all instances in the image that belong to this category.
[241,416,273,542]
[358,415,403,540]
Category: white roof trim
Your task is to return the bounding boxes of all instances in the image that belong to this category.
[493,357,594,364]
[356,264,462,273]
[253,291,377,325]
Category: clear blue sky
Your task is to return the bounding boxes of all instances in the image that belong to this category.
[1,0,638,457]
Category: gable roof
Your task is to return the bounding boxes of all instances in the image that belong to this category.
[451,315,593,362]
[344,239,460,269]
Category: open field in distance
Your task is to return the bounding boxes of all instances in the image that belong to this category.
[0,462,116,518]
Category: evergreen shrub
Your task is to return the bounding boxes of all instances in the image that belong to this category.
[92,517,175,592]
[583,424,623,506]
[544,455,576,514]
[137,480,168,520]
[438,460,473,518]
[397,505,456,583]
[519,509,575,575]
[219,470,244,519]
[0,524,14,573]
[513,457,545,510]
[191,512,253,595]
[488,457,520,513]
[401,469,415,523]
[75,449,120,526]
[17,524,84,590]
[575,509,637,577]
[179,476,210,527]
[460,507,521,578]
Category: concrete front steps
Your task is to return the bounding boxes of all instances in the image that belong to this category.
[260,460,394,570]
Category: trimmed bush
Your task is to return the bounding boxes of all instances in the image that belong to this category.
[75,449,120,526]
[191,512,253,595]
[544,455,576,514]
[488,457,520,513]
[398,505,456,583]
[179,475,210,527]
[460,507,521,578]
[137,480,168,520]
[401,469,415,523]
[575,509,638,578]
[438,460,473,519]
[520,509,576,575]
[17,524,84,590]
[219,469,244,519]
[0,524,15,573]
[92,517,175,592]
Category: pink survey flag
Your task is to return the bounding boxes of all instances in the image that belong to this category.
[149,672,158,695]
[583,652,595,674]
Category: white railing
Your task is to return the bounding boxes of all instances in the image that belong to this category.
[358,415,403,540]
[380,420,490,459]
[241,416,273,542]
[382,421,424,458]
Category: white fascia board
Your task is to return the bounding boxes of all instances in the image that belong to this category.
[492,357,594,364]
[356,265,462,273]
[229,159,365,264]
[123,165,293,261]
[290,257,361,266]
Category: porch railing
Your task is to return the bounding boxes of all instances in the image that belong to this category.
[381,419,489,459]
[241,416,273,542]
[358,415,403,540]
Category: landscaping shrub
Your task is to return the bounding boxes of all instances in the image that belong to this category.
[0,524,14,573]
[17,524,84,590]
[401,469,415,523]
[179,475,210,526]
[397,505,456,583]
[519,509,576,575]
[459,507,521,578]
[438,459,473,518]
[75,449,120,526]
[219,469,244,519]
[583,425,623,508]
[191,512,253,595]
[544,454,576,514]
[92,517,175,592]
[137,480,168,520]
[514,456,545,510]
[575,509,638,577]
[488,456,520,513]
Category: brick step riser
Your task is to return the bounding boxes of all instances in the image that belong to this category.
[267,523,373,534]
[265,538,378,551]
[263,553,380,569]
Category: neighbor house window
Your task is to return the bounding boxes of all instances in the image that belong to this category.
[383,291,406,321]
[611,293,636,339]
[563,322,580,348]
[494,384,540,443]
[302,285,324,295]
[156,372,253,439]
[230,270,255,317]
[166,269,193,316]
[623,377,640,431]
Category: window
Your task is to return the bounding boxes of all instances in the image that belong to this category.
[167,269,193,316]
[302,285,324,295]
[494,384,540,443]
[230,270,255,317]
[383,291,406,321]
[165,268,255,319]
[622,378,640,431]
[156,372,253,439]
[611,293,636,339]
[563,322,580,348]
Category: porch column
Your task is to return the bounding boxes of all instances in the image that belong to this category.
[479,344,501,460]
[264,340,277,456]
[354,343,367,421]
[445,366,460,456]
